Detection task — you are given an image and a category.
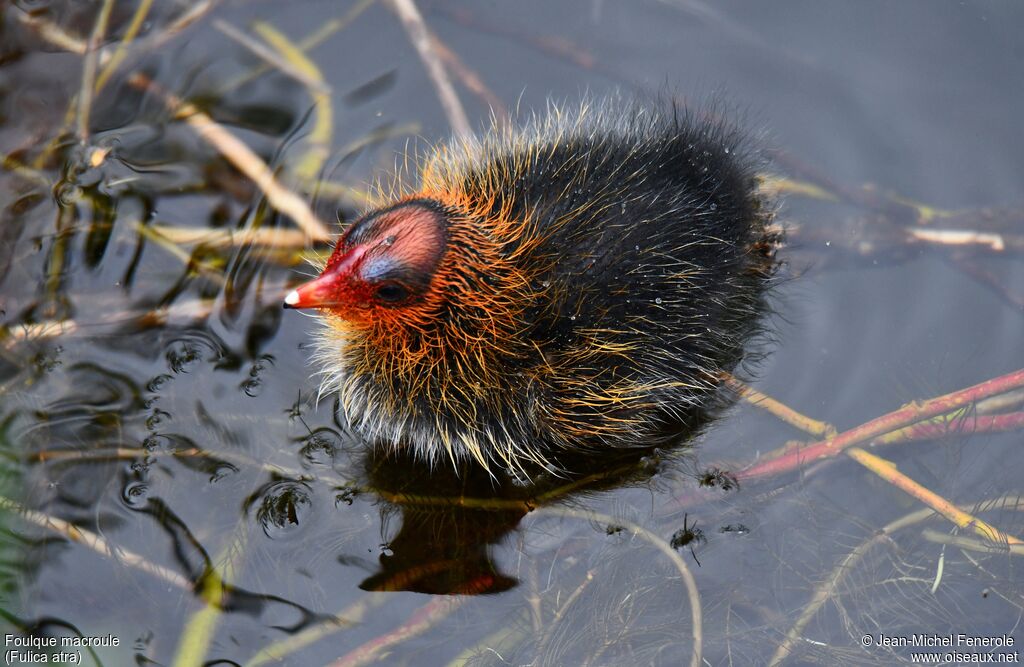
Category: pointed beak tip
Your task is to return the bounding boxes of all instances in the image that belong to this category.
[283,289,301,309]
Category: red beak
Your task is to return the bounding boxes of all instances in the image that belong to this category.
[283,272,342,309]
[283,245,368,310]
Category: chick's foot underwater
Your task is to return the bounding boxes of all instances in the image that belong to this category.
[285,100,779,472]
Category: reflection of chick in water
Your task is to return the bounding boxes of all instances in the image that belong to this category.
[287,100,776,474]
[359,450,525,595]
[358,444,686,595]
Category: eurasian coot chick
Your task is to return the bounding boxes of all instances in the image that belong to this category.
[285,101,777,472]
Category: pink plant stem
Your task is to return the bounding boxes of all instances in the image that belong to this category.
[879,412,1024,443]
[328,576,492,667]
[737,368,1024,482]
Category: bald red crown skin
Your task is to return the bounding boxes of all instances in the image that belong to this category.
[285,101,777,473]
[285,200,449,319]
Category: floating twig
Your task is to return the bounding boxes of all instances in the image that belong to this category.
[221,0,378,94]
[367,458,643,513]
[2,320,78,347]
[136,221,229,286]
[534,569,597,659]
[243,595,378,667]
[15,9,88,55]
[427,28,508,123]
[251,21,334,180]
[769,495,1024,666]
[769,150,898,214]
[150,224,315,249]
[920,528,1024,557]
[757,175,838,203]
[387,0,472,139]
[744,381,1024,469]
[976,387,1024,413]
[327,576,491,667]
[136,0,215,55]
[723,374,837,438]
[846,447,1023,545]
[76,0,116,143]
[1,152,52,187]
[908,227,1008,252]
[2,299,219,350]
[94,0,154,92]
[370,488,533,512]
[873,411,1024,445]
[34,1,215,170]
[128,74,332,241]
[33,444,255,471]
[311,179,381,207]
[0,495,190,590]
[171,527,250,667]
[214,20,332,96]
[533,506,702,667]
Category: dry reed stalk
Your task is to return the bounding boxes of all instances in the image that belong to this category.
[0,495,190,590]
[845,447,1023,545]
[427,28,508,123]
[723,374,837,438]
[251,21,333,180]
[128,74,331,241]
[1,153,52,187]
[908,227,1009,252]
[221,0,377,94]
[151,225,313,249]
[94,0,154,91]
[171,527,250,667]
[14,10,89,55]
[534,569,597,660]
[756,175,838,202]
[243,596,376,667]
[76,0,115,143]
[214,20,331,95]
[326,578,490,667]
[387,0,472,139]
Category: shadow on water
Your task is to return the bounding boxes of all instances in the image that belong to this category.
[1,1,1023,665]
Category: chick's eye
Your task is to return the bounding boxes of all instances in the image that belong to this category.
[375,282,409,304]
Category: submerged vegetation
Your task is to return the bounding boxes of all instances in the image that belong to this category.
[0,1,1022,665]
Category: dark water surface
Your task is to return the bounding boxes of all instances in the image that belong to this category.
[1,1,1023,665]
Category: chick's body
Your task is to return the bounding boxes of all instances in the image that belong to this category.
[289,103,776,471]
